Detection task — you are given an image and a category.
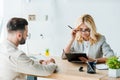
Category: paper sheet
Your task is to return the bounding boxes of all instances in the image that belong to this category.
[96,64,108,70]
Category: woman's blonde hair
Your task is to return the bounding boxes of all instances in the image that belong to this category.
[75,14,101,45]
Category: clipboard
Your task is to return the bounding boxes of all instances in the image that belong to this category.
[65,53,88,62]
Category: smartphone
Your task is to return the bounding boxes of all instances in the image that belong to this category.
[67,25,73,29]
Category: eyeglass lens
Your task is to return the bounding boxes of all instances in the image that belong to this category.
[79,28,90,32]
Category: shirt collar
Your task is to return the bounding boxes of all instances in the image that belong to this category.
[6,39,18,49]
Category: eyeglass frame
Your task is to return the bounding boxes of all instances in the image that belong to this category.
[79,28,91,32]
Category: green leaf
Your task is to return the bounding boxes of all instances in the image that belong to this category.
[106,56,120,69]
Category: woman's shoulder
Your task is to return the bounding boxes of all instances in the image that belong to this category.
[97,34,106,42]
[100,35,106,40]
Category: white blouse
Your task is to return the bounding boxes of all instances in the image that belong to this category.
[83,41,90,56]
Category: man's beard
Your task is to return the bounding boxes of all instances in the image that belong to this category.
[19,37,26,45]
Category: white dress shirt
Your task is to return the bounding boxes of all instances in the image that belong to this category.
[0,40,57,80]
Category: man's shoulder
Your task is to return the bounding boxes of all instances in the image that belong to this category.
[0,40,26,58]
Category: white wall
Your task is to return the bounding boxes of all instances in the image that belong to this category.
[20,0,60,55]
[53,0,120,56]
[1,0,120,56]
[0,0,3,17]
[0,0,3,35]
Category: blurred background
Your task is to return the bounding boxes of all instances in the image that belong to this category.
[0,0,120,57]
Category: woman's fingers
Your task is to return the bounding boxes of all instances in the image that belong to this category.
[79,57,88,62]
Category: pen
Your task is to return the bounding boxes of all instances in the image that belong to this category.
[67,25,73,29]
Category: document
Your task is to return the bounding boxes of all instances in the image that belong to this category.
[96,64,108,70]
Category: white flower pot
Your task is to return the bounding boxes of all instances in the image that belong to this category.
[108,69,120,77]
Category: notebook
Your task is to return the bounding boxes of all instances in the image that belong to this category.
[96,64,108,70]
[65,53,88,62]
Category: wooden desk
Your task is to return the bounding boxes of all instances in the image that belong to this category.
[38,57,118,80]
[29,56,120,80]
[100,75,120,80]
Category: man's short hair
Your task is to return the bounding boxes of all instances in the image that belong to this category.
[7,17,28,32]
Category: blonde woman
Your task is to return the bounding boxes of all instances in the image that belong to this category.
[62,14,114,63]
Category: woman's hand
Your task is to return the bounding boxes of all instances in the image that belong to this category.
[71,29,79,40]
[79,57,88,62]
[79,57,96,63]
[88,57,96,62]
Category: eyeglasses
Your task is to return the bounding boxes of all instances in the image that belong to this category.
[79,28,90,32]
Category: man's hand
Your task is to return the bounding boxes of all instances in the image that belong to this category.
[39,60,46,64]
[39,58,55,65]
[49,58,55,63]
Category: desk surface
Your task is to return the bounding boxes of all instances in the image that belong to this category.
[37,57,120,80]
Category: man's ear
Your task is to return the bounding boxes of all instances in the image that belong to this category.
[16,32,22,41]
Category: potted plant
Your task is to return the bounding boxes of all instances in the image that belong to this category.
[106,56,120,77]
